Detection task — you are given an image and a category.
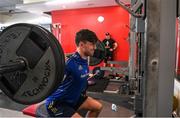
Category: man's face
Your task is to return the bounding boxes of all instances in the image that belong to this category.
[80,41,96,57]
[105,35,111,39]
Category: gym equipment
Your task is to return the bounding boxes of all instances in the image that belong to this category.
[87,67,105,86]
[100,67,128,76]
[101,61,129,76]
[23,103,87,117]
[0,23,65,104]
[92,66,105,79]
[119,83,130,95]
[115,0,146,19]
[87,77,109,92]
[88,80,96,86]
[89,40,106,66]
[22,104,40,117]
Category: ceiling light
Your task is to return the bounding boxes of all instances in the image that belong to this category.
[97,16,104,23]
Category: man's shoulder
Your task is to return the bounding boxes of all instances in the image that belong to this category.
[102,39,107,42]
[65,58,76,73]
[110,38,115,41]
[66,57,75,66]
[110,38,115,42]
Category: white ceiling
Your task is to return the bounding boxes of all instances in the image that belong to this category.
[0,0,131,15]
[17,0,118,14]
[0,0,130,25]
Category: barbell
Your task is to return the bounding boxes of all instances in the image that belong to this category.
[0,23,106,105]
[0,23,65,104]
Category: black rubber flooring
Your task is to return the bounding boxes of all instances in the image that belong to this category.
[87,78,109,92]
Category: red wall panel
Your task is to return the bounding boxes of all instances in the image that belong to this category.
[51,6,129,62]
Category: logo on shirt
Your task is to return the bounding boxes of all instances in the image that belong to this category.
[78,65,83,70]
[106,41,109,46]
[80,73,89,78]
[55,112,63,116]
[62,74,67,82]
[80,74,86,78]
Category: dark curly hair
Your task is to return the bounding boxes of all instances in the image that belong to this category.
[75,29,98,46]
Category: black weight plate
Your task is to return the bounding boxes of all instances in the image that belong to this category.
[34,25,66,96]
[89,40,106,66]
[92,66,105,79]
[0,23,65,104]
[34,24,65,98]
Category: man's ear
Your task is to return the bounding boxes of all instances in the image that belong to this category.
[79,41,84,47]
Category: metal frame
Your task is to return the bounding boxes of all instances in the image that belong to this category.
[143,0,177,116]
[116,0,177,116]
[115,0,146,19]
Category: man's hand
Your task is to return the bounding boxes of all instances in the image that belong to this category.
[109,48,113,51]
[113,42,118,50]
[89,73,94,77]
[88,72,99,80]
[87,73,97,86]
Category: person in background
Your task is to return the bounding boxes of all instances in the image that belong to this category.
[102,32,118,67]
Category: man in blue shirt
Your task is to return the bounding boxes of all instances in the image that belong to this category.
[46,29,103,117]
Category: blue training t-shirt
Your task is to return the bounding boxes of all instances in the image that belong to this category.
[46,52,89,107]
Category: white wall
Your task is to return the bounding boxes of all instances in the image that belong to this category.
[0,12,51,26]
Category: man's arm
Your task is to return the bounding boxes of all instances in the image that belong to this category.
[109,39,118,51]
[113,42,118,50]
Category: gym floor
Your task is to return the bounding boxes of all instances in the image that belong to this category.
[0,77,135,117]
[0,92,30,117]
[0,94,134,117]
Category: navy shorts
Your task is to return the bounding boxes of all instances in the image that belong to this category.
[47,94,88,117]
